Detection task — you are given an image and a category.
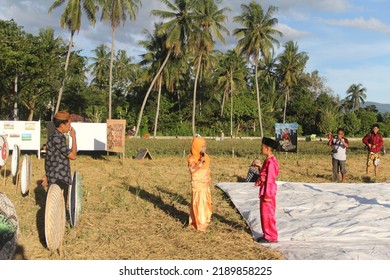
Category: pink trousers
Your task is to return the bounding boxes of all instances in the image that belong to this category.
[260,196,278,241]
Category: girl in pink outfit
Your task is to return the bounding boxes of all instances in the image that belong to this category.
[255,137,280,243]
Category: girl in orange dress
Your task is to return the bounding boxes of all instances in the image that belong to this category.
[188,136,212,231]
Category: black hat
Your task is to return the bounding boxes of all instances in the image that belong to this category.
[371,123,379,129]
[262,137,279,150]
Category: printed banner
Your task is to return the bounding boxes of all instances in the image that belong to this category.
[106,119,126,153]
[275,123,298,153]
[0,120,41,154]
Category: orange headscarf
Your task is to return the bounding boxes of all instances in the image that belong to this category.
[189,137,210,169]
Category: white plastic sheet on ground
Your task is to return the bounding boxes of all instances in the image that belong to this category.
[215,182,390,260]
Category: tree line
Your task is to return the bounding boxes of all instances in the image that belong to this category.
[1,0,389,138]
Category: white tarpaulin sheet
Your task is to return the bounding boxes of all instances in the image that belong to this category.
[215,182,390,260]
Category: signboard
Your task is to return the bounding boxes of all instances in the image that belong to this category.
[0,121,41,157]
[67,122,107,151]
[275,123,298,153]
[106,119,126,153]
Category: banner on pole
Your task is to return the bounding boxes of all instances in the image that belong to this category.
[275,123,298,153]
[106,119,126,153]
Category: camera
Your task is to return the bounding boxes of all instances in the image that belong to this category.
[332,148,338,153]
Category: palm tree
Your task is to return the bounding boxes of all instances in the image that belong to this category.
[88,44,110,89]
[48,0,98,114]
[233,1,282,138]
[258,52,277,87]
[215,50,246,137]
[139,23,169,138]
[114,49,133,97]
[190,0,230,136]
[258,54,283,114]
[277,40,308,123]
[99,0,141,119]
[345,83,367,112]
[135,0,196,137]
[163,54,190,124]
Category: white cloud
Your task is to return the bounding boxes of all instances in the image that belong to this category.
[276,23,310,41]
[261,0,351,13]
[325,17,390,34]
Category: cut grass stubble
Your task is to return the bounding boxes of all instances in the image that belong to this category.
[3,138,388,260]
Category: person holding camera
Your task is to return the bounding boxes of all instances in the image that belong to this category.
[328,128,349,182]
[187,136,212,231]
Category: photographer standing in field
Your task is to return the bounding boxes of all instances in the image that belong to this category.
[362,124,384,176]
[328,128,349,182]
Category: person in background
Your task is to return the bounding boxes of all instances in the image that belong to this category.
[187,136,212,231]
[245,158,261,182]
[282,128,291,142]
[220,131,225,141]
[42,111,77,196]
[362,124,384,176]
[255,137,280,243]
[327,131,333,141]
[328,128,349,182]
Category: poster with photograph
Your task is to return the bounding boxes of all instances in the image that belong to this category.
[25,122,36,130]
[4,122,14,129]
[275,123,298,153]
[106,119,126,153]
[0,121,40,156]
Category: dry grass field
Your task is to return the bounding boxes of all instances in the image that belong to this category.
[1,138,389,260]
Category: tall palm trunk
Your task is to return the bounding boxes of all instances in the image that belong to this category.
[153,76,162,138]
[230,72,233,138]
[108,27,116,120]
[220,90,226,117]
[135,50,172,137]
[177,92,182,123]
[254,58,264,137]
[283,87,289,123]
[192,54,202,136]
[13,75,18,120]
[55,31,74,114]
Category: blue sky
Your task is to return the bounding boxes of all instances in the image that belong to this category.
[1,0,390,103]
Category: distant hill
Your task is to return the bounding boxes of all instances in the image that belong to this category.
[364,101,390,114]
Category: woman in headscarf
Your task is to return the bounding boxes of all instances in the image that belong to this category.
[187,136,212,231]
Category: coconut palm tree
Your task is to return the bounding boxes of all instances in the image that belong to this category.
[135,0,196,137]
[258,54,283,114]
[99,0,141,119]
[215,50,246,137]
[345,83,367,112]
[88,43,110,89]
[163,54,190,125]
[48,0,98,114]
[233,1,282,137]
[277,40,308,123]
[139,23,170,138]
[258,52,278,87]
[114,50,133,97]
[190,0,230,136]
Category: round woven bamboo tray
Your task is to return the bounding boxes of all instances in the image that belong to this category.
[44,184,65,253]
